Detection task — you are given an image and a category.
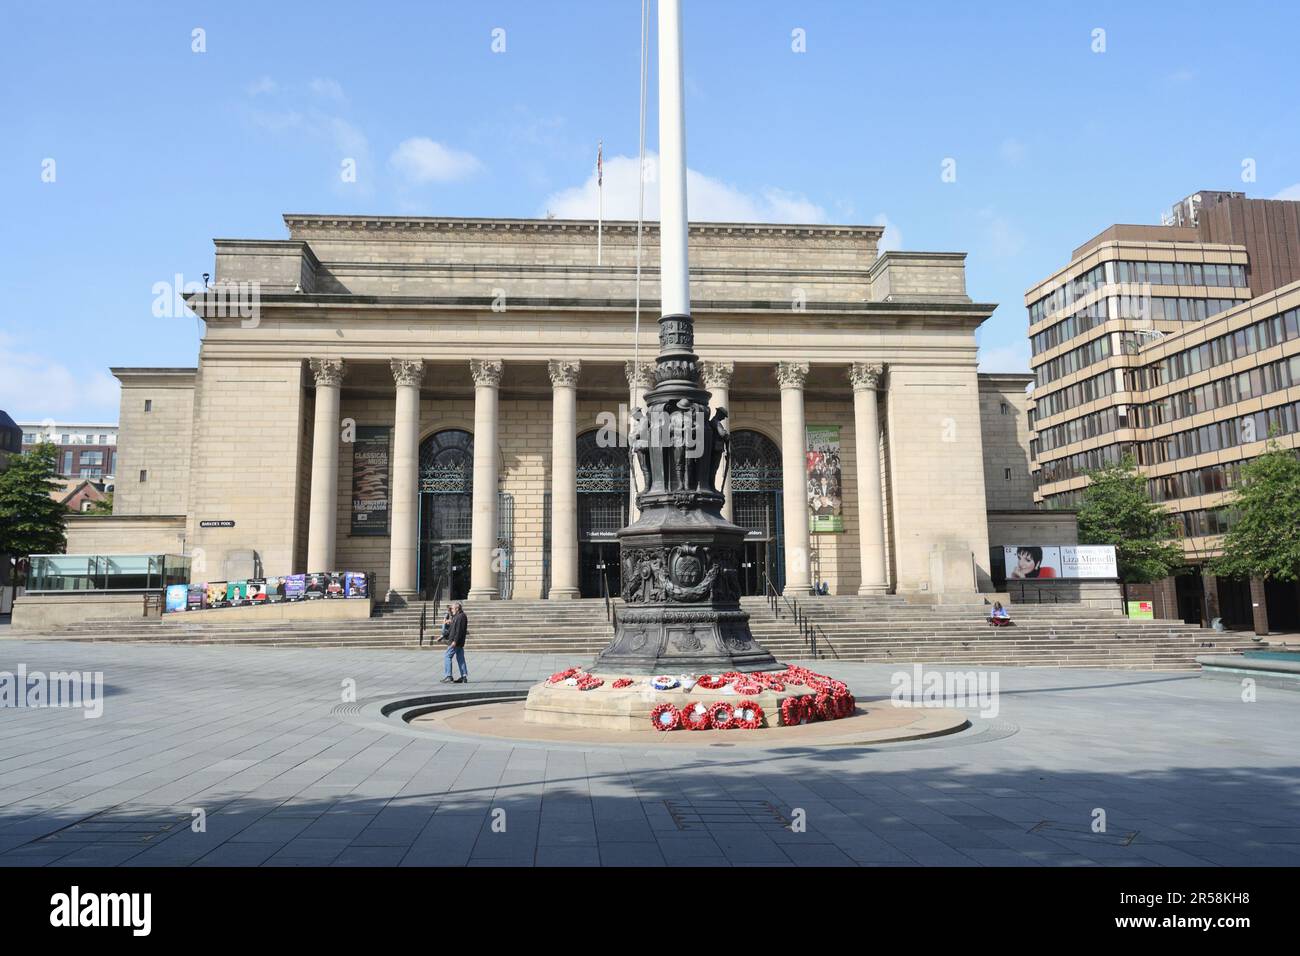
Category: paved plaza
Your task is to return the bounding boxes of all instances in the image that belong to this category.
[1,637,1298,867]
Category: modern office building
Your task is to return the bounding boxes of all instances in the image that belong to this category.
[19,421,118,483]
[1026,190,1300,632]
[63,213,1044,603]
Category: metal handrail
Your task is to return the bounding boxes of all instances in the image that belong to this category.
[761,579,839,659]
[418,605,427,647]
[601,564,618,631]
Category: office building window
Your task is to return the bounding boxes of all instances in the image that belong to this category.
[144,400,152,412]
[1004,468,1012,480]
[139,469,148,482]
[62,452,73,473]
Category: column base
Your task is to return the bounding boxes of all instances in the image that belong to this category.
[384,589,419,606]
[548,588,581,600]
[466,588,500,601]
[857,584,889,596]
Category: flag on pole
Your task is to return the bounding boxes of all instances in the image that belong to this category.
[597,140,603,186]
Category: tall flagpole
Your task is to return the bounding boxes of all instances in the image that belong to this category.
[591,0,776,675]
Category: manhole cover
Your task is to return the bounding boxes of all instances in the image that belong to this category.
[664,799,792,832]
[34,808,191,846]
[1029,820,1139,846]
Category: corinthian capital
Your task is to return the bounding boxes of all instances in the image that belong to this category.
[624,360,653,390]
[701,360,735,390]
[309,358,345,387]
[775,361,809,389]
[548,359,581,388]
[470,359,504,388]
[849,362,885,391]
[390,359,426,389]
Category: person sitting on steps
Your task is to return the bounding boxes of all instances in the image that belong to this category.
[988,601,1012,627]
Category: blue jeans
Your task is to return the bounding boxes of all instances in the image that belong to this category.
[443,644,467,679]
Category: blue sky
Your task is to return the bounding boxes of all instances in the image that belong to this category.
[3,0,1298,422]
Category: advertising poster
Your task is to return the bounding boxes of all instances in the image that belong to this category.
[325,572,345,598]
[806,424,844,533]
[206,581,229,609]
[262,576,286,602]
[1128,600,1154,619]
[284,574,306,601]
[187,584,206,611]
[226,581,248,605]
[1059,545,1118,579]
[345,572,369,598]
[305,573,328,599]
[165,584,188,613]
[351,426,392,536]
[246,579,269,603]
[1003,546,1062,580]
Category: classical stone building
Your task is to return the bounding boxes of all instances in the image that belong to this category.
[71,214,1035,603]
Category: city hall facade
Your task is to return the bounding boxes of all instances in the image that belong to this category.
[73,215,1043,603]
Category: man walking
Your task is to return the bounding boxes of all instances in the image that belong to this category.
[440,601,468,684]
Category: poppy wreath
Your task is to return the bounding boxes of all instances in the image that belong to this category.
[577,676,604,691]
[780,696,803,726]
[733,699,764,730]
[707,701,737,730]
[695,674,729,690]
[755,672,786,692]
[680,701,712,730]
[834,694,856,719]
[815,690,836,720]
[731,678,764,695]
[612,678,634,689]
[547,667,581,685]
[799,694,818,724]
[649,702,681,731]
[651,675,681,691]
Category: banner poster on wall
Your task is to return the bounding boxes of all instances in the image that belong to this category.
[806,424,844,532]
[1003,546,1062,580]
[351,426,392,536]
[165,584,187,613]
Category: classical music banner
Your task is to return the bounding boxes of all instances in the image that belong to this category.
[351,426,391,536]
[806,424,844,532]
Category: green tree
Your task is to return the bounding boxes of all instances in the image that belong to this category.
[1076,454,1184,584]
[1212,439,1300,582]
[0,443,67,558]
[86,490,113,515]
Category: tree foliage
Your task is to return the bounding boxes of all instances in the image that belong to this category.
[1212,439,1300,582]
[1076,454,1183,583]
[0,443,67,558]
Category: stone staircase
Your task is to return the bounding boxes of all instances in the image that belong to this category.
[44,594,1257,670]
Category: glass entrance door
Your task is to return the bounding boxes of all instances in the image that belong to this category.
[579,541,621,599]
[740,540,770,596]
[424,543,471,601]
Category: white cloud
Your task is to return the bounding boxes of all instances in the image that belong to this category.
[1272,183,1300,201]
[978,207,1026,259]
[389,137,484,184]
[246,76,277,96]
[309,77,346,102]
[0,333,119,420]
[999,137,1028,166]
[977,338,1032,374]
[541,152,826,223]
[872,213,904,252]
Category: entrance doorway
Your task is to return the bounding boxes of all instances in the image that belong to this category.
[418,429,474,601]
[730,430,785,595]
[579,541,621,599]
[575,430,628,598]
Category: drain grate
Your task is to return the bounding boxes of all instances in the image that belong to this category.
[664,799,792,832]
[34,808,192,846]
[1029,820,1139,846]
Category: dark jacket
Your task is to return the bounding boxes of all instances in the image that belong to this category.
[446,610,467,648]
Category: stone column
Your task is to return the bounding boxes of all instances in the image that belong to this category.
[306,358,344,571]
[702,360,736,522]
[625,360,653,522]
[850,363,889,595]
[467,359,503,600]
[386,359,424,601]
[548,359,581,599]
[777,361,813,595]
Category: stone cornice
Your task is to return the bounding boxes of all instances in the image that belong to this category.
[283,214,885,242]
